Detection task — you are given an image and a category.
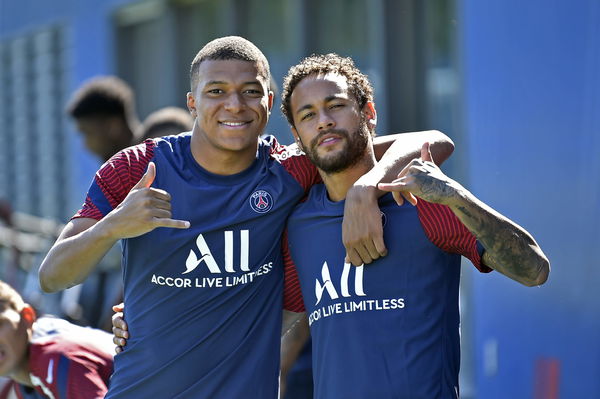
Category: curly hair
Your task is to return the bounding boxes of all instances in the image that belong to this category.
[281,53,373,128]
[190,36,270,91]
[0,280,26,312]
[66,76,137,122]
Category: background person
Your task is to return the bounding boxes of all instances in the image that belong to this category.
[0,280,113,399]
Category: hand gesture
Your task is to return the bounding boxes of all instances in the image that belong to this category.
[112,303,128,354]
[377,143,459,206]
[102,162,190,239]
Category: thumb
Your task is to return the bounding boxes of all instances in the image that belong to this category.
[420,142,433,163]
[133,162,156,189]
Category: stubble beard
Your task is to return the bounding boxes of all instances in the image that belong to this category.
[305,118,371,174]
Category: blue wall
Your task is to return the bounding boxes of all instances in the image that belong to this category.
[461,0,600,397]
[0,0,135,210]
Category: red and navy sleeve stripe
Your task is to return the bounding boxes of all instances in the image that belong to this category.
[282,229,306,312]
[416,200,492,273]
[73,140,156,220]
[268,137,322,193]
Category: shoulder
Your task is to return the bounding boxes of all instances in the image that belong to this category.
[261,135,306,163]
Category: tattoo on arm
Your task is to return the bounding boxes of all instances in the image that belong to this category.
[452,199,549,286]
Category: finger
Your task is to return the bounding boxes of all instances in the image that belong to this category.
[112,303,124,313]
[377,180,408,191]
[132,162,156,190]
[112,314,128,332]
[363,239,382,261]
[154,218,191,229]
[354,244,373,265]
[149,197,173,211]
[402,191,418,206]
[151,208,175,220]
[372,231,388,258]
[113,326,129,340]
[345,248,362,266]
[420,142,433,163]
[115,346,122,354]
[113,334,127,347]
[392,191,404,206]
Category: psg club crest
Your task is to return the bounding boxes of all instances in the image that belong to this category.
[249,190,273,214]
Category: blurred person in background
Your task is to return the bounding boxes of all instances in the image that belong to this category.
[136,106,194,141]
[66,76,140,160]
[0,280,113,398]
[61,76,142,331]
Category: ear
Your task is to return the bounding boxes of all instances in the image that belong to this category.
[186,92,197,118]
[291,127,304,151]
[267,91,274,112]
[21,305,36,327]
[363,101,377,130]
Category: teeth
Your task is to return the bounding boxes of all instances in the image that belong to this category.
[221,121,246,127]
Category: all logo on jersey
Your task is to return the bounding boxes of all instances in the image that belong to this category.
[314,261,366,305]
[184,231,250,274]
[150,230,273,289]
[249,190,273,213]
[308,260,405,326]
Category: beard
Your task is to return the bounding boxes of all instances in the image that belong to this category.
[303,117,371,174]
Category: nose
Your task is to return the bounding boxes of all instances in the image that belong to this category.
[317,110,335,131]
[224,92,245,113]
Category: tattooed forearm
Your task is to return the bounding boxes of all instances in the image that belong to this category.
[449,192,550,287]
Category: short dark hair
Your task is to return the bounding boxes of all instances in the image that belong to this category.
[0,280,25,312]
[137,107,194,141]
[281,53,374,127]
[189,36,270,91]
[66,76,137,122]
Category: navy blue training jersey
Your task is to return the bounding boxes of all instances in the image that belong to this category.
[76,134,319,398]
[284,185,489,399]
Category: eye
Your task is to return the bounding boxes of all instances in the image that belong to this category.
[244,88,263,97]
[330,103,344,109]
[206,88,224,95]
[300,112,314,121]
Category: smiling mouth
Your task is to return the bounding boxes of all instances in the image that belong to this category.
[219,121,251,128]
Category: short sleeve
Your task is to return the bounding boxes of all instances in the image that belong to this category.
[416,200,492,273]
[73,140,156,220]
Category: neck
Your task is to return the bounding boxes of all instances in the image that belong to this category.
[190,128,259,175]
[320,148,376,202]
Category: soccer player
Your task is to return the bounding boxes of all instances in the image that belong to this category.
[279,53,550,398]
[39,36,452,398]
[0,280,113,398]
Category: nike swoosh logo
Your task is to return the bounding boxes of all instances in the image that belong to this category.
[46,359,54,384]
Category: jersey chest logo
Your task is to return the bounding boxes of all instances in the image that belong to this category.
[314,261,366,305]
[184,231,249,274]
[249,190,273,213]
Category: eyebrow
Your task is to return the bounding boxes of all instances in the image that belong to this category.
[204,80,263,86]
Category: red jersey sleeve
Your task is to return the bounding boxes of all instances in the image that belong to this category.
[268,137,322,194]
[416,200,492,273]
[282,229,306,312]
[73,140,156,220]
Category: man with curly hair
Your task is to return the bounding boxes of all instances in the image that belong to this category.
[280,53,550,398]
